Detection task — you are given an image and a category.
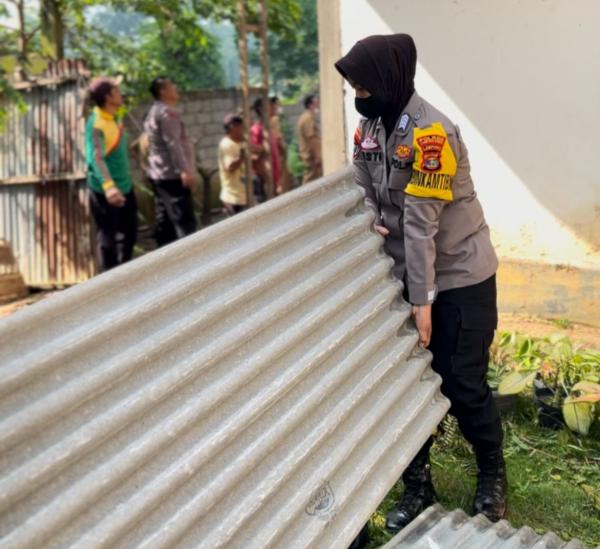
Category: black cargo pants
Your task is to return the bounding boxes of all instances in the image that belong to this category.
[415,275,503,460]
[430,275,502,452]
[89,189,137,273]
[150,178,197,247]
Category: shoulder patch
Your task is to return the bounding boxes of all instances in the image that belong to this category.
[405,122,457,201]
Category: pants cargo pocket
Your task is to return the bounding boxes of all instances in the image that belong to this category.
[451,303,497,375]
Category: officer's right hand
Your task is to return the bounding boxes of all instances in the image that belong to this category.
[412,305,432,348]
[106,187,126,207]
[374,224,389,236]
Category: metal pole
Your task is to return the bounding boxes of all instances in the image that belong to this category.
[236,0,255,208]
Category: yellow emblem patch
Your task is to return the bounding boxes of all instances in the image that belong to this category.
[405,122,457,201]
[93,107,123,155]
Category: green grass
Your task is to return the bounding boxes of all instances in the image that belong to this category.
[552,318,574,330]
[365,400,600,548]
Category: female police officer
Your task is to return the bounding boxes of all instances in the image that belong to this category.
[335,34,507,532]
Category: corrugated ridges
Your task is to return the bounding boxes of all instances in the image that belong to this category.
[384,504,588,549]
[0,169,449,548]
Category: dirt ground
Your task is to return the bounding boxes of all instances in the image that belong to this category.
[2,290,598,351]
[499,313,600,350]
[0,291,57,319]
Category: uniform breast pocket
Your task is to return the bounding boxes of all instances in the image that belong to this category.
[387,167,412,208]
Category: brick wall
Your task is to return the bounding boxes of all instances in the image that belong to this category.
[124,88,316,229]
[125,87,309,181]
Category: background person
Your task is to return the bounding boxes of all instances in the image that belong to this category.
[297,94,322,183]
[250,97,279,203]
[85,77,137,273]
[218,114,248,216]
[144,76,197,247]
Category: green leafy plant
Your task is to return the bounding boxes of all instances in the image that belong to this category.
[493,332,600,435]
[563,380,600,436]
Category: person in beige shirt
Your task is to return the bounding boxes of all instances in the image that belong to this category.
[336,33,506,533]
[218,114,247,216]
[269,96,292,194]
[297,94,322,183]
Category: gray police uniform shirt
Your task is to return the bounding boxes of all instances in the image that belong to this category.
[353,92,498,305]
[144,101,194,181]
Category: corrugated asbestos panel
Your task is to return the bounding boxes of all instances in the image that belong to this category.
[0,180,94,286]
[0,168,449,549]
[384,504,589,549]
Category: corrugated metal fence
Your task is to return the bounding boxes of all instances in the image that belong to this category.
[0,168,449,548]
[0,60,95,286]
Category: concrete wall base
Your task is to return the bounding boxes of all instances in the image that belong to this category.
[497,259,599,328]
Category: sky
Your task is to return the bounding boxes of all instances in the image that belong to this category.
[1,0,40,30]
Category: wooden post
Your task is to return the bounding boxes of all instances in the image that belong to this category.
[257,0,273,198]
[236,0,255,207]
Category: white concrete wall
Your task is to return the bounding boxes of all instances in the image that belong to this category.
[338,0,600,269]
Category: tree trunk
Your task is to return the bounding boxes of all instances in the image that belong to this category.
[40,0,64,60]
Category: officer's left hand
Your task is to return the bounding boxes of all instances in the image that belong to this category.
[412,305,432,348]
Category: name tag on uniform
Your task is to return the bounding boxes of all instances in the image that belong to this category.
[360,134,382,162]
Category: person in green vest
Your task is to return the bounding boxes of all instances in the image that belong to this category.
[85,77,137,272]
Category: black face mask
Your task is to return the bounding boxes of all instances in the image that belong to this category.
[355,95,389,119]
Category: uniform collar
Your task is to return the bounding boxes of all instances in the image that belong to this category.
[157,100,180,114]
[395,91,425,136]
[371,91,425,135]
[94,106,115,121]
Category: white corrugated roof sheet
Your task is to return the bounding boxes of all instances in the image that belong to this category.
[0,168,449,548]
[384,504,588,549]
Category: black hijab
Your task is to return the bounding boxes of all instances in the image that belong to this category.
[335,34,417,137]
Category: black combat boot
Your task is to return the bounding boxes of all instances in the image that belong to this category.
[472,449,508,522]
[385,448,436,533]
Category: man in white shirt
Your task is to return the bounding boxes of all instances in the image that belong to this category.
[218,114,248,216]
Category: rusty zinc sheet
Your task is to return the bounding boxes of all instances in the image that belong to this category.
[0,60,94,285]
[384,504,588,549]
[0,168,450,549]
[0,59,87,182]
[0,180,95,286]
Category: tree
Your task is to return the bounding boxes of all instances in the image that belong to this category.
[249,0,317,99]
[40,0,65,60]
[0,1,42,129]
[0,0,303,126]
[65,0,302,103]
[65,6,226,101]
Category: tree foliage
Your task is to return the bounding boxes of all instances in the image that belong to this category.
[249,0,317,99]
[65,5,227,101]
[0,0,304,124]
